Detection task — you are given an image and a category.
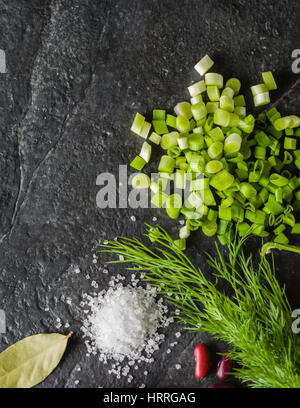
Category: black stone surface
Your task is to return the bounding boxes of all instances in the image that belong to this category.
[0,0,299,388]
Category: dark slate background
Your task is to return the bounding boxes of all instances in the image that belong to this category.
[0,0,299,388]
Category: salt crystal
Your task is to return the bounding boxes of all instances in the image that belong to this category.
[175,364,181,370]
[130,215,136,222]
[81,277,173,380]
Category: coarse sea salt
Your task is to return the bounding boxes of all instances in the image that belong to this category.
[81,274,172,379]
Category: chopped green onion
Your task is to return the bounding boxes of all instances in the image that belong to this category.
[273,233,289,245]
[206,102,219,113]
[190,94,203,105]
[177,136,189,150]
[283,151,293,164]
[250,83,268,96]
[284,137,297,150]
[139,121,152,139]
[208,126,224,142]
[150,181,160,194]
[269,173,289,187]
[207,208,218,221]
[193,126,204,134]
[139,141,152,162]
[254,146,266,160]
[149,132,161,145]
[175,170,186,189]
[166,194,182,219]
[225,78,241,95]
[189,155,206,172]
[188,80,206,97]
[273,224,286,235]
[274,115,300,130]
[153,110,166,121]
[131,173,150,189]
[202,220,218,236]
[206,85,220,102]
[190,177,209,191]
[222,87,235,98]
[166,114,177,128]
[158,177,169,190]
[208,141,223,159]
[160,131,179,149]
[167,146,181,158]
[173,238,186,250]
[179,224,190,239]
[291,223,300,234]
[234,106,246,118]
[128,57,300,246]
[282,213,295,227]
[214,108,231,127]
[275,188,283,203]
[130,155,146,170]
[262,71,277,90]
[185,191,202,209]
[189,134,204,151]
[209,169,234,191]
[152,120,168,135]
[151,191,168,208]
[191,103,207,121]
[194,55,214,76]
[205,72,223,88]
[255,131,272,147]
[224,133,242,154]
[253,92,270,107]
[158,155,175,173]
[176,115,191,132]
[240,182,257,199]
[220,95,234,112]
[131,112,145,135]
[174,102,192,119]
[219,206,232,221]
[206,160,224,174]
[233,95,246,106]
[217,219,229,235]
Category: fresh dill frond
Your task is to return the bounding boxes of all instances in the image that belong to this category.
[100,225,300,388]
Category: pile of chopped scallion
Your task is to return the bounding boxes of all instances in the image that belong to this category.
[129,55,300,250]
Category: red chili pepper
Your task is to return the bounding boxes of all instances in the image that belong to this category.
[194,343,211,379]
[216,354,232,381]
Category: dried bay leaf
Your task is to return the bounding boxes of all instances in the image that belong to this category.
[0,333,71,388]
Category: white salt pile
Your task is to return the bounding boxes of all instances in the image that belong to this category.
[81,273,173,380]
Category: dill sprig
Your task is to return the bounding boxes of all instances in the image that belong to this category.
[101,225,300,388]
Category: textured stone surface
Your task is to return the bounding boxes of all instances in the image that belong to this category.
[0,0,299,388]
